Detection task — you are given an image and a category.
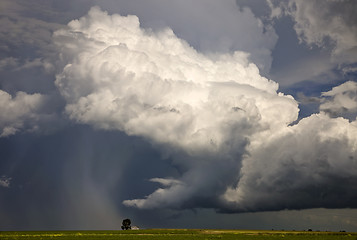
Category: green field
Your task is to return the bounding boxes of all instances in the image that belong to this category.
[0,229,356,240]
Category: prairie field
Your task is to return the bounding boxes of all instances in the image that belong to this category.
[0,229,356,240]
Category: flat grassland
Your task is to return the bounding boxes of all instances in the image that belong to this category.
[0,229,356,240]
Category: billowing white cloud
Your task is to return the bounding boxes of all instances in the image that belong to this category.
[0,90,46,137]
[54,6,297,210]
[54,6,296,148]
[54,7,357,212]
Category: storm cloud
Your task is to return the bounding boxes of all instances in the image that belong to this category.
[1,0,357,231]
[51,7,357,212]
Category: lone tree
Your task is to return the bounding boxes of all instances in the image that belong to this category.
[121,218,131,230]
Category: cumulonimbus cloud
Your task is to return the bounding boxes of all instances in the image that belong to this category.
[53,7,357,212]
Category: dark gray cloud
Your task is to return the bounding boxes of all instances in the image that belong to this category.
[0,126,175,230]
[224,113,357,212]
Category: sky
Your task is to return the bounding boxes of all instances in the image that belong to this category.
[0,0,357,231]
